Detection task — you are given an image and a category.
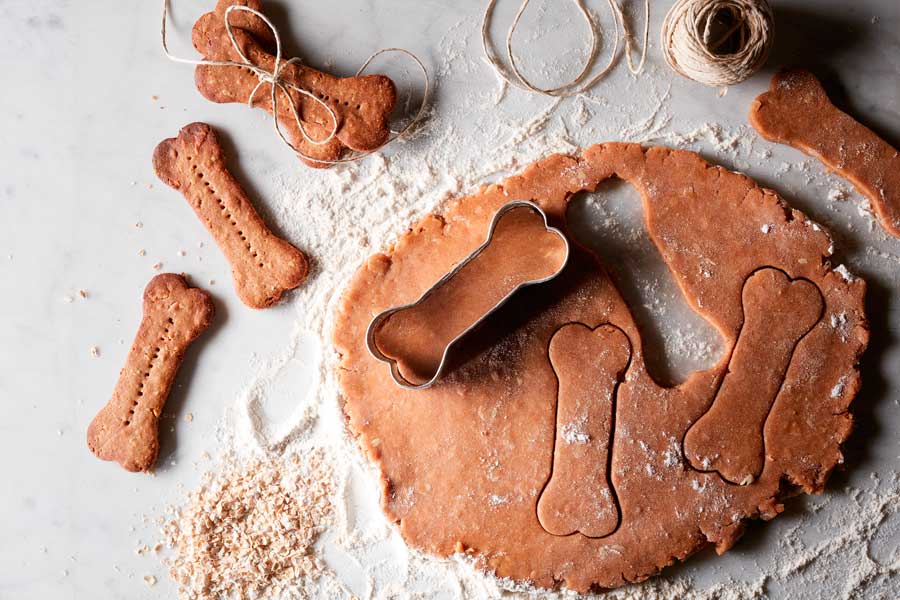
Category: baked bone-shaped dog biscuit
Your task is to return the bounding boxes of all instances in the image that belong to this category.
[154,122,309,309]
[537,323,631,538]
[750,68,900,238]
[191,0,398,168]
[372,205,569,387]
[87,274,214,472]
[684,268,824,485]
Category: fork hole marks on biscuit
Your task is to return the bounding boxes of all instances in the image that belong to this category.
[240,331,322,452]
[125,316,176,427]
[234,68,365,125]
[567,180,725,387]
[187,157,266,269]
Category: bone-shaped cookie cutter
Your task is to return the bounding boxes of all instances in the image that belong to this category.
[366,200,570,390]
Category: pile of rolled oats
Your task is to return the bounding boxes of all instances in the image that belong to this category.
[161,450,333,599]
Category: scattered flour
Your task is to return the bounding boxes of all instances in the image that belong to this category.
[829,186,851,202]
[831,376,848,399]
[834,264,856,282]
[562,422,591,445]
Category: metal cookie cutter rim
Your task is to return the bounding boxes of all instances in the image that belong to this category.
[365,200,571,390]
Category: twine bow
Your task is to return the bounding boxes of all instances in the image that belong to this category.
[162,2,429,164]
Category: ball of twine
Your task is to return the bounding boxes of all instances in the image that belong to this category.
[661,0,774,87]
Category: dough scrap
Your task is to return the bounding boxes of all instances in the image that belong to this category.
[333,143,869,591]
[749,68,900,238]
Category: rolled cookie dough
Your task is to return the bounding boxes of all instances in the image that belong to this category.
[333,143,869,591]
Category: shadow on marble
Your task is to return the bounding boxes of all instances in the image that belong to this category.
[769,6,900,148]
[829,272,893,487]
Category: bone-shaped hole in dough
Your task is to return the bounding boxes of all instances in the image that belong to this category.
[568,182,725,386]
[683,267,824,485]
[372,204,569,387]
[537,323,632,538]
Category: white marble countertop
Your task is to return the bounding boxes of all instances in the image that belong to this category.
[1,0,898,598]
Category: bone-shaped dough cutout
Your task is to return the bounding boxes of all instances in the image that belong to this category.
[153,122,309,309]
[191,0,398,167]
[683,268,824,485]
[87,274,214,472]
[536,323,631,538]
[750,68,900,238]
[371,204,569,387]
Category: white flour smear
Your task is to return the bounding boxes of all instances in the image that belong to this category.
[155,9,900,600]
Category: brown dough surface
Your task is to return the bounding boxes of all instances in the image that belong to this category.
[192,0,397,168]
[333,143,869,591]
[750,68,900,238]
[373,205,568,386]
[87,274,214,472]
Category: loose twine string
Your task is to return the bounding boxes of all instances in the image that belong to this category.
[661,0,774,87]
[481,0,650,98]
[161,1,429,165]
